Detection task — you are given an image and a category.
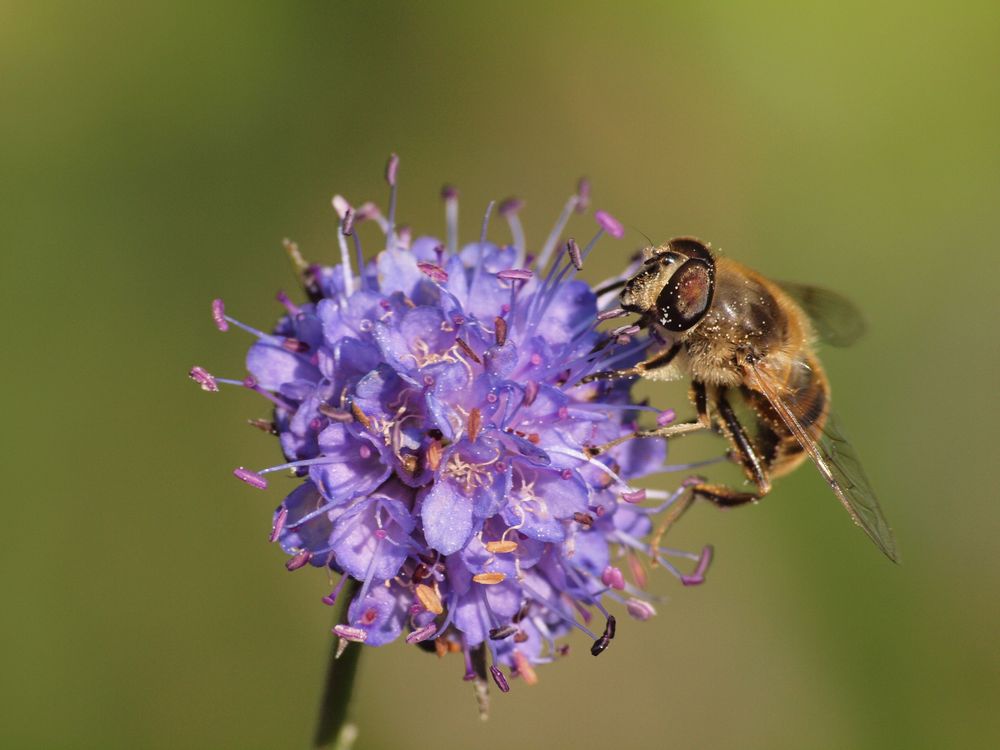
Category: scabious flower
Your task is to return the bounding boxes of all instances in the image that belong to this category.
[191,156,713,701]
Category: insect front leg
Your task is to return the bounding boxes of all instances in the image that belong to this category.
[581,342,681,384]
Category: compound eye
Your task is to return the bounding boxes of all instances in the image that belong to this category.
[656,258,714,331]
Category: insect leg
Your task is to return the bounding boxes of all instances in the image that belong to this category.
[690,389,772,507]
[581,342,681,383]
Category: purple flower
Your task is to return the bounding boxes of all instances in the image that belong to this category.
[192,158,714,698]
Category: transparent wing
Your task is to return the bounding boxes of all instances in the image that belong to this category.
[777,281,867,347]
[744,364,899,562]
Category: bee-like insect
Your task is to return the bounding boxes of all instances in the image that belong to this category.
[589,237,897,561]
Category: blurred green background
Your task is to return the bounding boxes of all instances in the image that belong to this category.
[3,2,998,748]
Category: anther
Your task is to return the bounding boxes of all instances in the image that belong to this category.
[456,337,481,364]
[680,544,714,586]
[621,489,647,504]
[188,366,219,392]
[468,408,483,442]
[233,467,268,490]
[333,625,368,643]
[488,624,518,640]
[415,583,444,615]
[597,308,628,321]
[573,512,594,528]
[512,651,538,685]
[247,418,278,434]
[567,238,583,270]
[318,404,353,422]
[417,261,448,283]
[656,409,676,427]
[575,177,591,212]
[342,207,355,236]
[269,506,288,543]
[494,317,507,347]
[484,540,518,554]
[628,553,648,589]
[472,572,506,585]
[489,665,510,693]
[281,338,310,353]
[601,566,626,590]
[498,197,524,216]
[385,152,399,187]
[350,403,372,429]
[425,440,443,472]
[441,185,458,201]
[611,324,640,337]
[590,615,616,656]
[497,268,533,281]
[282,238,308,272]
[406,624,438,644]
[594,210,625,239]
[523,381,539,406]
[211,299,228,332]
[285,549,311,571]
[626,598,657,620]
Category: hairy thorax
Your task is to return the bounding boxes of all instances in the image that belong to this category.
[679,259,801,387]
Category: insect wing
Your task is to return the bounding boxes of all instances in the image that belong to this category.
[744,364,899,562]
[777,281,867,347]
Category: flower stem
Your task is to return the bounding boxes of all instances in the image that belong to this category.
[313,578,363,749]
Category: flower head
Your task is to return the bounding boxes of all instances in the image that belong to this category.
[192,157,713,699]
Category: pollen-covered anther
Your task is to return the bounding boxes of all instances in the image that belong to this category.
[467,408,483,442]
[281,337,310,354]
[512,651,538,686]
[405,624,438,644]
[626,598,657,621]
[318,404,353,422]
[494,317,508,347]
[488,624,518,641]
[472,572,506,585]
[621,488,647,504]
[417,261,448,283]
[233,467,268,490]
[484,540,518,554]
[269,506,288,543]
[350,403,372,429]
[601,565,626,590]
[188,366,219,392]
[211,299,228,331]
[489,665,510,693]
[594,210,625,239]
[567,238,583,270]
[628,552,648,588]
[333,625,369,643]
[285,549,311,571]
[415,583,444,615]
[456,337,482,364]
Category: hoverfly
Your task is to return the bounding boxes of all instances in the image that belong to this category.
[588,237,897,561]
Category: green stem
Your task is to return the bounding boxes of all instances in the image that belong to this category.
[313,578,363,749]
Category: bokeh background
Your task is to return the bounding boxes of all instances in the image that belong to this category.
[3,2,998,748]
